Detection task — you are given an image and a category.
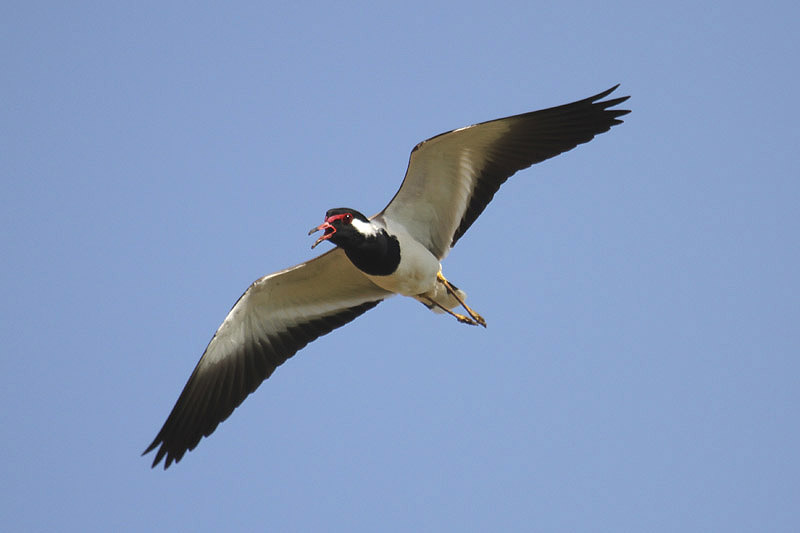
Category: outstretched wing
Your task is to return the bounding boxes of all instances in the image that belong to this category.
[378,86,630,258]
[144,248,391,468]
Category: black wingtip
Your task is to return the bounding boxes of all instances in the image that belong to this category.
[592,84,620,101]
[142,435,171,469]
[592,84,626,99]
[592,85,631,124]
[595,84,630,109]
[142,447,160,469]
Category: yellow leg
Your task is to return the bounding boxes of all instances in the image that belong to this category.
[422,297,481,326]
[436,271,487,327]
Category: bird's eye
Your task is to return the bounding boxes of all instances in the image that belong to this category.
[343,213,353,223]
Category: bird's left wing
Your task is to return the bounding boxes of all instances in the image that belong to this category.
[144,248,391,468]
[377,86,630,259]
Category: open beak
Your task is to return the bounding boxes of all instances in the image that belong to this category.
[308,221,335,249]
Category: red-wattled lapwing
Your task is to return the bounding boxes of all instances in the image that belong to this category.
[144,86,630,468]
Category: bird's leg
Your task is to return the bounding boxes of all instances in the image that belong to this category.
[421,297,481,326]
[436,271,487,327]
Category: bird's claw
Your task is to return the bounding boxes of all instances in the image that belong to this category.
[455,313,480,326]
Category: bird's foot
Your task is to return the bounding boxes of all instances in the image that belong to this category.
[436,271,487,327]
[470,312,487,328]
[453,312,481,326]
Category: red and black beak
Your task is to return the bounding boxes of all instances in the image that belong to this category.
[309,212,353,249]
[308,220,336,249]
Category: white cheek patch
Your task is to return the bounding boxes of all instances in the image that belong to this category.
[351,218,378,237]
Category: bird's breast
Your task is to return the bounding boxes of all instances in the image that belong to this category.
[364,224,440,297]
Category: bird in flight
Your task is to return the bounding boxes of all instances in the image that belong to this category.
[144,86,630,468]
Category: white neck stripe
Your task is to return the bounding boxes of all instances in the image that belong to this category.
[352,218,378,237]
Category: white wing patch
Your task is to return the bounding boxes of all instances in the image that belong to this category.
[378,118,511,259]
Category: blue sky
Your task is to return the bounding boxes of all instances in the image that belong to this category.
[3,1,799,531]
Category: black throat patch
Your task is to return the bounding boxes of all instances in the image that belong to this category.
[342,229,401,276]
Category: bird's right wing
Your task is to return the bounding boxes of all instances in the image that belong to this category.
[144,248,391,468]
[378,86,630,259]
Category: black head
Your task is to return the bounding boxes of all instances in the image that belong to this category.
[308,208,372,249]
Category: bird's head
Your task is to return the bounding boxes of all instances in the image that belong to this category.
[308,208,374,249]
